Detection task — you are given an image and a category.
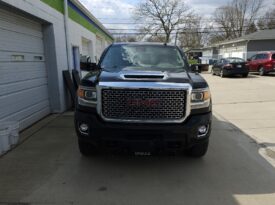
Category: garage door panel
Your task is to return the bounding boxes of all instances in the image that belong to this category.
[0,62,47,84]
[0,85,49,119]
[232,52,244,58]
[2,101,50,131]
[0,28,44,53]
[0,71,47,85]
[0,51,45,62]
[0,9,50,131]
[0,8,42,37]
[0,78,48,97]
[0,62,46,70]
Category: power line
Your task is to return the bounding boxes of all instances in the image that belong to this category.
[109,28,275,35]
[107,23,275,31]
[100,17,275,24]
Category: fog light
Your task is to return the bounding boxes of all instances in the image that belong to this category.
[79,123,89,133]
[198,125,208,137]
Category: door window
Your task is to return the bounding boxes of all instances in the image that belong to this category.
[261,54,269,59]
[255,54,262,60]
[250,55,256,60]
[272,54,275,60]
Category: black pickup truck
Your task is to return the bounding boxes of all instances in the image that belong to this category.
[74,43,212,157]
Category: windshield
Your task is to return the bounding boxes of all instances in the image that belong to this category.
[101,45,186,72]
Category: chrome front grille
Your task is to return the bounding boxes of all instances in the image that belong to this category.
[101,89,186,122]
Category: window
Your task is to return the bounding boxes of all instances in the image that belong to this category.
[272,54,275,60]
[255,54,262,60]
[256,53,269,60]
[250,55,256,60]
[220,59,226,64]
[261,54,269,59]
[227,58,245,63]
[12,55,24,61]
[101,45,186,72]
[34,56,43,61]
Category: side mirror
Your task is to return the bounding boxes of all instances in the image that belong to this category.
[90,62,98,70]
[80,55,99,71]
[247,58,251,62]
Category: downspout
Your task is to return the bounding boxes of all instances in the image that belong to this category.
[64,0,72,71]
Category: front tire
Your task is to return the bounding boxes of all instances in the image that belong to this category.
[185,141,209,158]
[78,140,98,156]
[242,73,249,78]
[211,69,215,75]
[220,69,225,78]
[259,67,265,76]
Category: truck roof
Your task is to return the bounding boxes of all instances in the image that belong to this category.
[112,42,176,47]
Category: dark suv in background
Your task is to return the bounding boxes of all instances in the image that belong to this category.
[247,52,275,76]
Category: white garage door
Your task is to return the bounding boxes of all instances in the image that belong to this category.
[0,8,50,131]
[231,52,244,59]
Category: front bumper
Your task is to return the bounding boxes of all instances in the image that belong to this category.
[74,109,212,150]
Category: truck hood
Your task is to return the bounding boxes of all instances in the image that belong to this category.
[99,70,191,84]
[81,69,208,89]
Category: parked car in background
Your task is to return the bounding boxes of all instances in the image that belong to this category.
[212,57,249,78]
[246,52,275,76]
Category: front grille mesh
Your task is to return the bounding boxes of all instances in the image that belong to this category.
[102,89,186,121]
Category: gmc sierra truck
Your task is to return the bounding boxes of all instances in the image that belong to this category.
[74,43,212,157]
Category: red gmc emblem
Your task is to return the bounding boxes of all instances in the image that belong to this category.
[126,98,160,107]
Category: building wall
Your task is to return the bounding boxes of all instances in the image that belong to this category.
[0,0,112,113]
[218,42,247,59]
[202,49,213,64]
[247,40,275,58]
[201,47,219,64]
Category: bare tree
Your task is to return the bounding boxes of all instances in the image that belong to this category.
[178,15,204,49]
[115,35,139,42]
[134,0,192,43]
[258,9,275,29]
[212,0,263,42]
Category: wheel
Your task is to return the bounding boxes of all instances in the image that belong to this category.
[211,69,215,75]
[220,69,225,78]
[185,141,209,158]
[259,67,265,76]
[242,73,249,78]
[78,140,98,156]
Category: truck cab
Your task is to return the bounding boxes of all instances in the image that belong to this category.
[74,43,212,157]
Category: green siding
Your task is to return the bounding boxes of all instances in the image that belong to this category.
[40,0,113,41]
[41,0,64,13]
[68,7,113,42]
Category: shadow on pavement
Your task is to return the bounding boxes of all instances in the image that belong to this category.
[250,73,275,77]
[0,115,275,205]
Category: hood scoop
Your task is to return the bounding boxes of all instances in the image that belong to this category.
[120,71,168,80]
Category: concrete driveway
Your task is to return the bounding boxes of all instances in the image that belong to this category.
[203,73,275,162]
[1,74,275,205]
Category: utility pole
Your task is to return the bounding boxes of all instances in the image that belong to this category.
[175,31,178,46]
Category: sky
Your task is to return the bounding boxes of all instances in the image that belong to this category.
[79,0,225,21]
[79,0,274,32]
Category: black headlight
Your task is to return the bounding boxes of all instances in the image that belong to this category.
[77,86,97,107]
